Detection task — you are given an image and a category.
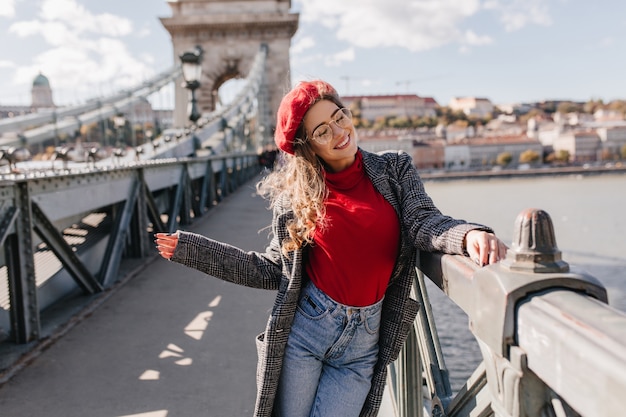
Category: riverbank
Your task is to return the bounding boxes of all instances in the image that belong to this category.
[420,163,626,182]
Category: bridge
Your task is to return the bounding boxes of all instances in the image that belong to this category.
[0,1,625,416]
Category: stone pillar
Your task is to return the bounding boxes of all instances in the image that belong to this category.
[160,0,299,129]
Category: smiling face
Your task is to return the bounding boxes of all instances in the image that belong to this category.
[302,99,358,172]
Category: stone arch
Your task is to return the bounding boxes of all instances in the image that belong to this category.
[206,53,244,110]
[160,0,299,128]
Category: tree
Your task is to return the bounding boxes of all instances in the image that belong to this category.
[388,116,411,128]
[437,106,468,125]
[607,100,626,116]
[519,149,541,164]
[600,149,615,161]
[548,149,571,164]
[584,99,604,114]
[518,108,546,125]
[372,116,388,130]
[358,118,373,128]
[537,101,557,114]
[496,152,513,166]
[348,99,362,119]
[557,101,583,114]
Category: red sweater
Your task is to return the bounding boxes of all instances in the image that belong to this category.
[306,151,400,307]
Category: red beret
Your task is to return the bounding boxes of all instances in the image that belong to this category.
[274,80,338,154]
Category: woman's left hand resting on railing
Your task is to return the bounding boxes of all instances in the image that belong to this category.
[464,230,508,267]
[155,232,178,260]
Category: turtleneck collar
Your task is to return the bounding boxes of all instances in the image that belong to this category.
[323,150,364,191]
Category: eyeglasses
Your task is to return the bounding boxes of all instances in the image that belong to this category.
[308,108,353,145]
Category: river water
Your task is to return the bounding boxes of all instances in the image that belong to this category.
[419,172,626,392]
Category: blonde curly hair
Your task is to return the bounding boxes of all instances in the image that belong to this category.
[257,92,345,255]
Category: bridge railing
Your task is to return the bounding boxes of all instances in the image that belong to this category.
[389,208,626,417]
[0,153,261,359]
[0,42,271,366]
[0,67,181,147]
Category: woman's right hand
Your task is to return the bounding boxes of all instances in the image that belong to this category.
[155,232,179,260]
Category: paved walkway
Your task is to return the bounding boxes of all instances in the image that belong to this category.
[0,177,396,417]
[0,180,277,417]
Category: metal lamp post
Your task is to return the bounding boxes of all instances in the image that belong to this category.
[113,113,126,147]
[180,46,203,124]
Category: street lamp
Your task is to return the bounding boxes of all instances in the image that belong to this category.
[113,113,126,147]
[180,45,203,123]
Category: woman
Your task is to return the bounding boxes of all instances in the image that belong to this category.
[155,80,507,417]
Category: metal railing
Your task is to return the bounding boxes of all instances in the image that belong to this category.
[389,208,626,417]
[0,43,270,354]
[0,67,181,147]
[0,152,261,352]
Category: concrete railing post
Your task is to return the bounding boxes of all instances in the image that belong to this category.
[413,208,619,417]
[470,208,607,417]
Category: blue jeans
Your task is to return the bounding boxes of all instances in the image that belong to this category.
[275,280,383,417]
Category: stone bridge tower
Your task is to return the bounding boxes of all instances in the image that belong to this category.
[160,0,299,129]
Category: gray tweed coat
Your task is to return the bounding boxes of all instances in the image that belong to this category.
[170,149,491,417]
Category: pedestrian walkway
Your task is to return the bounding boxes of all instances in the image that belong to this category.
[0,179,277,417]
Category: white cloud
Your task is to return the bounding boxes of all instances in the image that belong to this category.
[7,0,154,103]
[10,20,85,47]
[463,30,494,46]
[39,0,133,37]
[0,0,16,18]
[457,31,493,54]
[323,48,355,67]
[297,0,484,52]
[0,60,16,68]
[291,36,316,54]
[483,0,552,32]
[294,0,554,57]
[8,20,41,37]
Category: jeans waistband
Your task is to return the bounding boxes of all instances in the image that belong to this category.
[302,280,384,318]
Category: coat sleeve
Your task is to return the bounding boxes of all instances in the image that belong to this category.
[168,204,286,291]
[392,152,492,254]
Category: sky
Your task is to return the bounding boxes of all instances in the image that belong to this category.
[1,0,625,110]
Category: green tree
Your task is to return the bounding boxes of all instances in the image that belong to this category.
[388,116,411,128]
[359,118,373,128]
[424,116,439,129]
[412,116,437,128]
[372,116,388,130]
[437,107,468,125]
[496,152,513,166]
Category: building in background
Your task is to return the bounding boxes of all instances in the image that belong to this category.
[554,131,601,163]
[596,126,626,158]
[31,72,55,110]
[448,97,494,118]
[0,73,53,118]
[342,94,438,121]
